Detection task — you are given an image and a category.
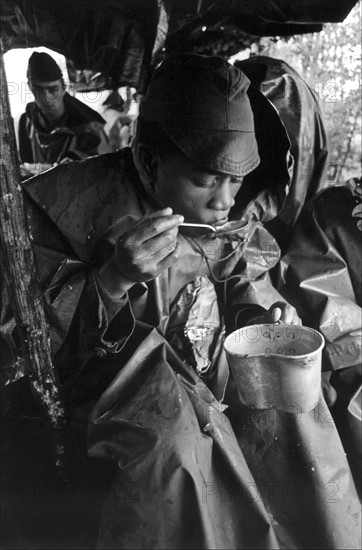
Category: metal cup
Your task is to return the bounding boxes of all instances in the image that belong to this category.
[224,323,325,412]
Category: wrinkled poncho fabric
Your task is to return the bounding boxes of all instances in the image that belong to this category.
[276,180,362,498]
[1,150,361,549]
[237,56,330,249]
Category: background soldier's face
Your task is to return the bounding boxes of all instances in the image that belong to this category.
[28,79,65,117]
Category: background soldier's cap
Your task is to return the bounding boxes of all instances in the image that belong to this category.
[27,52,63,82]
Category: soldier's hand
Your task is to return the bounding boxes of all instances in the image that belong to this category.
[249,301,302,325]
[99,208,184,297]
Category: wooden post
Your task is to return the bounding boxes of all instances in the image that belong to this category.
[0,40,68,473]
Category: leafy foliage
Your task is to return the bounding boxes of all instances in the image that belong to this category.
[257,3,361,182]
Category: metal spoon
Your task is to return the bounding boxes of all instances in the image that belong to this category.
[180,222,216,232]
[213,220,250,235]
[180,220,250,235]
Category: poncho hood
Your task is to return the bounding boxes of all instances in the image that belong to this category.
[133,83,293,228]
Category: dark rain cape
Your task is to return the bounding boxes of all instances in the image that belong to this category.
[18,92,110,164]
[236,56,330,250]
[275,180,362,498]
[1,146,360,549]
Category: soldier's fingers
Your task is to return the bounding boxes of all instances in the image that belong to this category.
[135,213,183,243]
[155,242,181,272]
[142,228,178,257]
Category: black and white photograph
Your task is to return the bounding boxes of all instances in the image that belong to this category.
[1,1,361,548]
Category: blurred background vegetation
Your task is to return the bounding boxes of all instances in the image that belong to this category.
[257,4,361,182]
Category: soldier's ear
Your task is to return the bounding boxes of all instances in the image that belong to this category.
[138,144,157,179]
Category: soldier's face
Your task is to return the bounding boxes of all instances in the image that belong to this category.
[154,152,243,230]
[29,79,65,117]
